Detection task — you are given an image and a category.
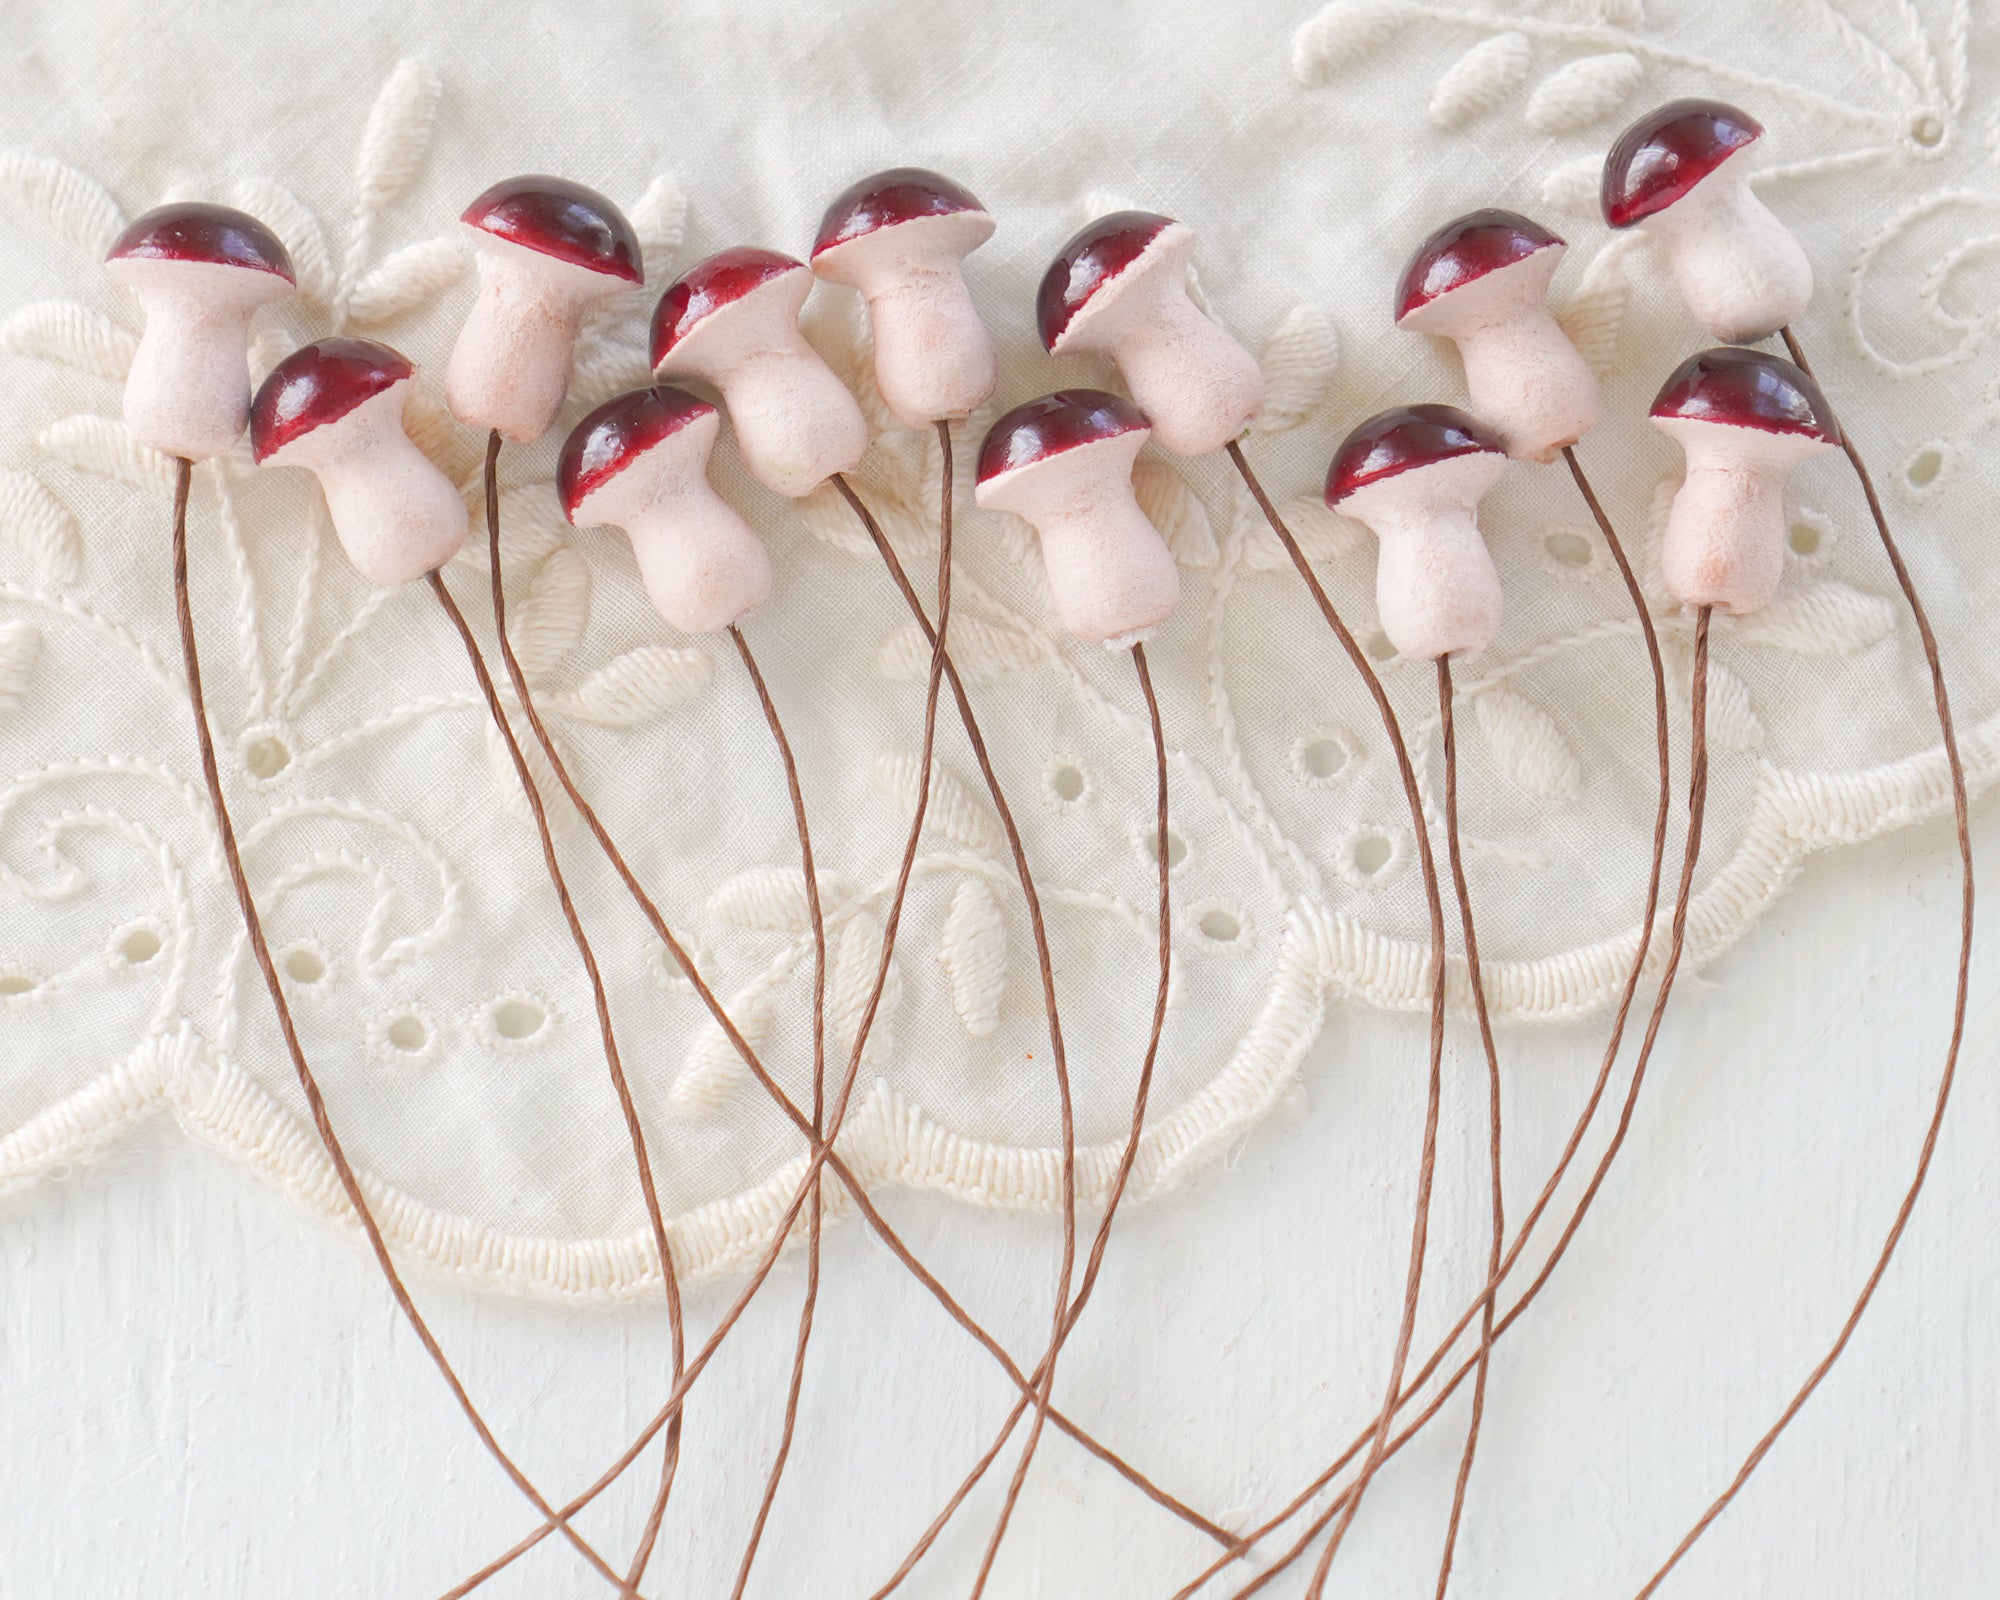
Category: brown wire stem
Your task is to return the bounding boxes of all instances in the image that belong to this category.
[1202,443,1675,1599]
[1628,333,1977,1596]
[723,622,830,1600]
[1430,652,1504,1600]
[168,456,635,1597]
[1223,440,1450,1599]
[834,471,1213,1597]
[470,431,687,1595]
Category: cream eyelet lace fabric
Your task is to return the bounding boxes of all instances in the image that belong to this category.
[0,0,1990,1302]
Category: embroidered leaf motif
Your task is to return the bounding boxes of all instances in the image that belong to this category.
[877,613,1043,683]
[1706,661,1764,751]
[1430,32,1532,129]
[483,713,566,828]
[1256,305,1339,431]
[1525,53,1644,133]
[0,302,136,381]
[629,173,688,282]
[1240,495,1366,572]
[1134,455,1218,568]
[0,152,123,257]
[795,481,879,558]
[403,384,482,486]
[670,990,772,1113]
[1475,685,1584,799]
[1558,242,1628,376]
[353,59,443,211]
[568,323,651,407]
[939,879,1007,1037]
[38,415,174,494]
[0,470,83,582]
[507,546,590,684]
[0,623,42,711]
[872,751,1003,856]
[1735,580,1895,654]
[1595,0,1644,25]
[830,911,901,1067]
[563,644,711,725]
[1541,155,1607,217]
[232,179,335,302]
[1292,2,1411,84]
[346,238,465,325]
[707,866,850,933]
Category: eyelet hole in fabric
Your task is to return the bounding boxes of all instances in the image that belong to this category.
[493,998,545,1040]
[1292,726,1360,787]
[1191,900,1252,953]
[0,972,40,997]
[386,1016,427,1051]
[1138,824,1190,874]
[1042,755,1091,810]
[108,921,166,970]
[243,736,291,780]
[281,943,327,985]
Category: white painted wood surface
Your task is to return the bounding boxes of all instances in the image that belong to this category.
[3,801,1992,1597]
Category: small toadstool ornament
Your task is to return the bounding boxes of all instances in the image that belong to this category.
[447,174,643,443]
[1326,405,1509,661]
[1649,346,1840,614]
[1037,212,1263,458]
[106,203,296,461]
[650,247,868,498]
[1395,209,1599,464]
[1602,99,1811,345]
[251,338,468,586]
[975,390,1177,647]
[810,168,997,429]
[559,386,772,635]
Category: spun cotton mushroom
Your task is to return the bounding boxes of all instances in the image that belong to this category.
[811,168,996,428]
[1037,211,1263,458]
[106,203,295,461]
[975,389,1177,648]
[651,247,867,497]
[250,338,467,586]
[1325,404,1508,662]
[1649,346,1840,615]
[1602,99,1811,345]
[1395,209,1599,465]
[559,386,771,634]
[447,174,643,443]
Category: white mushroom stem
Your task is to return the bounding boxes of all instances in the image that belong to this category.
[976,435,1178,647]
[112,259,284,461]
[268,385,468,586]
[575,419,772,635]
[1653,417,1832,613]
[1339,453,1508,661]
[710,347,871,498]
[858,266,993,429]
[1065,228,1263,457]
[1404,254,1601,463]
[1636,148,1812,345]
[446,233,627,443]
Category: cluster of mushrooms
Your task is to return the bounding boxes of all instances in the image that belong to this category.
[88,89,1965,1600]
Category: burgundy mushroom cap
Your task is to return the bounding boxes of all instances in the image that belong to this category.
[106,202,295,281]
[1396,209,1565,321]
[977,390,1149,484]
[461,174,642,282]
[1649,347,1839,442]
[1036,211,1175,350]
[1602,99,1763,229]
[558,385,718,520]
[812,168,989,258]
[251,338,415,462]
[1325,404,1507,505]
[650,247,806,366]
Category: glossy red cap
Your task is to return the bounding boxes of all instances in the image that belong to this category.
[650,248,805,366]
[977,390,1148,484]
[1396,209,1563,320]
[812,168,988,258]
[1602,99,1762,229]
[1036,211,1173,350]
[461,174,642,282]
[558,386,717,519]
[1649,347,1839,442]
[106,202,294,281]
[251,338,414,462]
[1325,404,1505,505]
